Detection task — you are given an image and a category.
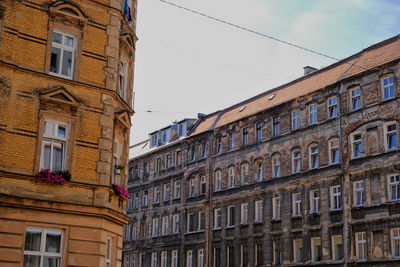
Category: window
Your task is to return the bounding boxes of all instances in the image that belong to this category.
[392,228,400,258]
[133,222,137,240]
[255,160,263,181]
[329,138,340,164]
[241,244,248,267]
[355,232,367,260]
[151,135,158,147]
[255,200,263,222]
[198,249,205,267]
[140,221,146,239]
[351,133,363,158]
[142,190,148,207]
[309,145,319,169]
[292,110,300,130]
[311,237,322,262]
[241,163,249,184]
[106,238,111,267]
[216,137,222,154]
[161,251,167,267]
[309,103,317,125]
[227,206,235,227]
[243,128,249,146]
[23,227,63,267]
[228,166,235,188]
[354,181,364,206]
[385,123,398,150]
[227,246,235,267]
[273,240,282,265]
[389,174,400,201]
[255,243,263,266]
[215,170,222,191]
[332,235,343,261]
[155,157,162,172]
[273,117,280,136]
[187,213,195,232]
[198,211,205,230]
[133,193,139,209]
[175,150,182,166]
[310,190,319,214]
[331,185,341,210]
[240,203,248,224]
[144,162,150,175]
[350,87,361,110]
[200,176,206,194]
[382,75,395,100]
[214,208,222,229]
[140,253,146,267]
[173,214,179,234]
[214,247,221,267]
[41,120,69,171]
[50,31,75,79]
[292,193,301,217]
[152,218,159,237]
[256,122,263,141]
[202,142,208,158]
[186,250,193,267]
[272,197,281,220]
[171,250,179,267]
[292,150,301,173]
[166,154,171,168]
[118,60,127,99]
[272,154,281,178]
[151,252,157,267]
[328,96,338,118]
[189,179,195,197]
[162,216,168,236]
[174,181,181,199]
[163,183,170,201]
[230,131,236,150]
[178,123,185,137]
[190,146,196,162]
[154,186,160,204]
[293,239,303,263]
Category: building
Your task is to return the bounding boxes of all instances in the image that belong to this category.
[125,35,400,267]
[0,0,137,266]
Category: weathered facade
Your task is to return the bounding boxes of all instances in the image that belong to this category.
[124,36,400,267]
[0,0,137,266]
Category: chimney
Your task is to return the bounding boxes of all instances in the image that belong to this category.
[197,113,206,119]
[303,66,318,75]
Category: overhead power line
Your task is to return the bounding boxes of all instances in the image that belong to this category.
[159,0,340,61]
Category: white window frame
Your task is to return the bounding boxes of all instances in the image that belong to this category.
[198,249,205,267]
[310,190,319,214]
[214,208,222,229]
[293,239,303,263]
[23,227,64,267]
[163,183,170,202]
[309,103,317,125]
[392,228,400,259]
[228,166,235,188]
[328,96,338,118]
[241,244,248,267]
[154,186,160,204]
[151,252,157,267]
[273,116,280,136]
[189,179,195,197]
[161,251,167,267]
[227,205,235,227]
[273,240,281,265]
[311,237,322,263]
[382,74,395,100]
[243,127,249,145]
[230,131,236,150]
[272,197,281,220]
[241,163,249,184]
[292,110,300,130]
[355,232,367,261]
[106,237,111,267]
[255,200,263,222]
[201,142,208,158]
[166,154,171,168]
[256,122,263,141]
[309,145,319,169]
[215,171,222,191]
[143,190,148,207]
[152,218,159,237]
[353,181,364,207]
[388,174,400,201]
[171,250,178,267]
[162,216,168,236]
[330,185,341,210]
[40,119,69,171]
[173,214,179,234]
[292,193,301,217]
[50,30,76,79]
[332,235,343,261]
[350,87,362,110]
[272,154,281,178]
[216,137,222,154]
[351,132,363,158]
[198,211,205,231]
[175,150,182,166]
[186,250,193,267]
[118,58,128,100]
[240,203,248,224]
[255,160,263,181]
[292,150,301,174]
[200,176,206,194]
[384,122,398,151]
[329,138,340,164]
[174,180,181,199]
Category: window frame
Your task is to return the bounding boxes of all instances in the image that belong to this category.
[310,190,319,214]
[332,235,343,261]
[351,132,363,158]
[172,214,179,234]
[227,205,235,227]
[381,74,395,100]
[309,103,318,125]
[186,250,193,267]
[350,87,362,111]
[242,127,249,146]
[292,193,301,217]
[311,237,322,263]
[255,200,263,222]
[161,251,167,267]
[292,110,300,130]
[355,232,367,261]
[228,166,235,188]
[272,154,281,178]
[388,174,400,201]
[392,228,400,259]
[330,185,341,210]
[171,250,179,267]
[293,239,303,263]
[154,186,160,204]
[49,30,77,80]
[241,163,249,185]
[256,122,263,142]
[152,218,159,237]
[214,208,222,229]
[327,96,338,119]
[240,203,248,224]
[384,122,398,151]
[163,183,170,202]
[292,149,301,174]
[353,180,364,207]
[273,116,280,136]
[329,138,340,164]
[198,248,205,267]
[309,144,319,169]
[174,180,181,199]
[272,197,281,220]
[215,170,222,191]
[161,216,168,236]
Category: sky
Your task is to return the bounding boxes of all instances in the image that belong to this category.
[130,0,400,145]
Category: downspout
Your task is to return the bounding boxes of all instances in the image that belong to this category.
[207,130,214,267]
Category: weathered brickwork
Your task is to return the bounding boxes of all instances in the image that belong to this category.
[125,37,400,267]
[0,0,138,266]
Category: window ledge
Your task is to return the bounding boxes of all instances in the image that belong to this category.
[226,225,235,229]
[185,230,205,235]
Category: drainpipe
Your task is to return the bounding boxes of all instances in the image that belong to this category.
[206,130,214,267]
[337,82,348,267]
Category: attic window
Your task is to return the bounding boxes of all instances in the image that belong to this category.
[268,94,275,100]
[239,106,246,112]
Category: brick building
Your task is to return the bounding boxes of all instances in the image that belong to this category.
[0,0,137,266]
[125,36,400,267]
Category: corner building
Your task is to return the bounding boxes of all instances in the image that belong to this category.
[125,36,400,267]
[0,0,137,266]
